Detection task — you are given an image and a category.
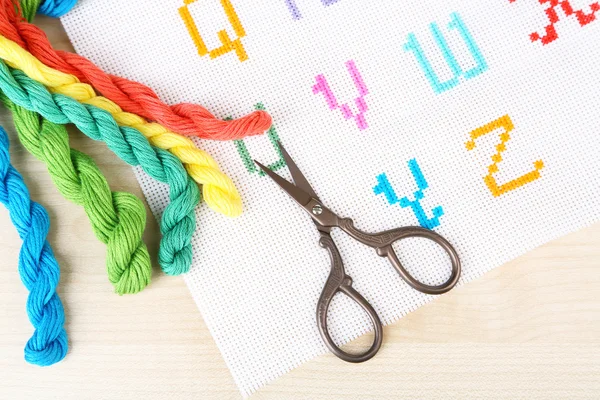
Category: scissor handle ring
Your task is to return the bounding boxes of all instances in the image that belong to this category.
[376,227,461,295]
[338,219,461,295]
[316,234,384,363]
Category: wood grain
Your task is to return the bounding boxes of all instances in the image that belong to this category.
[0,15,599,400]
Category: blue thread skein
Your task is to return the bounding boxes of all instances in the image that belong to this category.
[0,125,67,366]
[38,0,78,18]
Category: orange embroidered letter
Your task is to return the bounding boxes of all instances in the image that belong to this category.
[466,115,544,197]
[179,0,248,62]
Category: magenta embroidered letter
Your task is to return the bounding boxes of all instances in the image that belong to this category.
[313,60,369,130]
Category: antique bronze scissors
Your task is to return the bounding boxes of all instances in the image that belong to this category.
[255,143,461,363]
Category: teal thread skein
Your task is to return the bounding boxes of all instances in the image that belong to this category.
[0,62,200,275]
[0,125,67,366]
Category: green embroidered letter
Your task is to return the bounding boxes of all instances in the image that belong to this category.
[234,103,286,176]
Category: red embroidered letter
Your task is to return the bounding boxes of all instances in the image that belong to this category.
[510,0,600,45]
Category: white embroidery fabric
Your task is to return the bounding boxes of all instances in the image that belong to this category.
[62,0,600,396]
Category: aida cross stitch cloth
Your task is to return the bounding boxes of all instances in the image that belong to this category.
[62,0,600,395]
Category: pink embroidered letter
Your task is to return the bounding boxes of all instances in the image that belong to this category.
[313,60,369,130]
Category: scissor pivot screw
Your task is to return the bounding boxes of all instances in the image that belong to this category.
[312,205,323,215]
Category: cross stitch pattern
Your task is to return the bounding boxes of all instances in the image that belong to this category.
[374,159,444,229]
[312,60,369,130]
[179,0,248,62]
[233,103,286,176]
[61,0,600,396]
[509,0,600,45]
[466,115,545,197]
[284,0,342,20]
[404,12,488,94]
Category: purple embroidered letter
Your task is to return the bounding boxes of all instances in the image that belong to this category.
[284,0,302,20]
[285,0,341,20]
[313,60,369,130]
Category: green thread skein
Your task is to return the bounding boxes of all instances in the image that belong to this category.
[3,0,152,293]
[19,0,43,21]
[0,61,200,275]
[0,92,152,294]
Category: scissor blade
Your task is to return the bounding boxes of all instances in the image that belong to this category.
[255,161,312,207]
[276,142,320,201]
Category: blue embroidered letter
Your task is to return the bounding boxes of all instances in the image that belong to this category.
[373,159,444,229]
[404,12,487,94]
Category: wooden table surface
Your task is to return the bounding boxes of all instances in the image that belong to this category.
[1,15,599,400]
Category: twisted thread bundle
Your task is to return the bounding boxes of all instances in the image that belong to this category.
[87,97,243,217]
[0,125,67,366]
[0,60,201,275]
[16,0,42,20]
[0,0,152,294]
[19,0,74,19]
[0,0,255,366]
[0,0,272,140]
[36,0,77,17]
[0,34,242,216]
[0,92,152,294]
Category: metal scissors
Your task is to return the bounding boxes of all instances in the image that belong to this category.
[255,143,461,363]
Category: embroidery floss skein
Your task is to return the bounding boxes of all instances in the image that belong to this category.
[0,0,272,140]
[19,0,75,19]
[0,61,201,276]
[0,34,242,216]
[17,0,43,20]
[0,92,152,294]
[86,97,243,217]
[36,0,77,18]
[0,124,68,366]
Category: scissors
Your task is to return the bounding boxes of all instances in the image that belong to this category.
[255,143,461,363]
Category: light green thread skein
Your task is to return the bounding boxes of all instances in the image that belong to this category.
[19,0,43,21]
[0,91,152,294]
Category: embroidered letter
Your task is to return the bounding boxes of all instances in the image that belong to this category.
[373,159,444,229]
[179,0,248,62]
[466,115,545,196]
[510,0,599,45]
[313,60,369,130]
[285,0,341,20]
[234,103,286,176]
[284,0,303,20]
[404,12,488,94]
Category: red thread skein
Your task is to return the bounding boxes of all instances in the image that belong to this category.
[0,0,272,140]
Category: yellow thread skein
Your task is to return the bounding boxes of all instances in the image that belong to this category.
[0,34,243,217]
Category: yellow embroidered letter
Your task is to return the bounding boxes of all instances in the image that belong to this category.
[466,115,544,197]
[179,0,248,62]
